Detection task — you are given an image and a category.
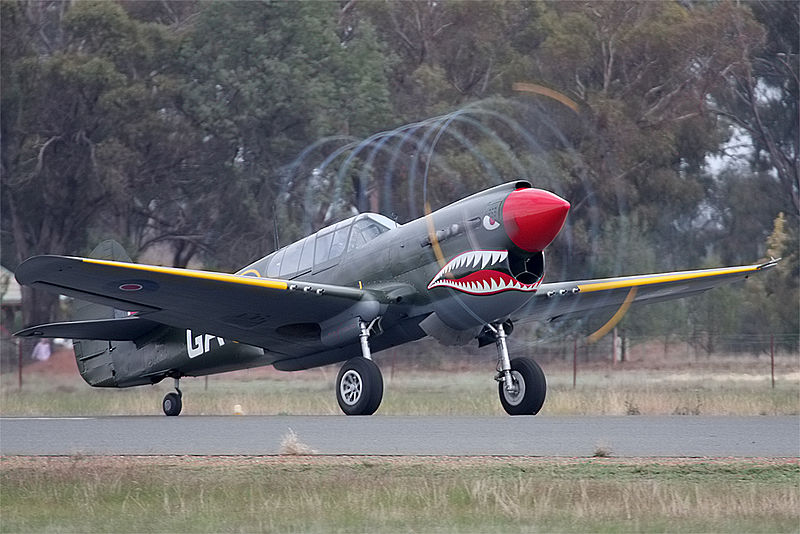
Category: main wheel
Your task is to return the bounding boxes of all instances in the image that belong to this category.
[163,392,182,416]
[336,357,383,416]
[498,357,546,416]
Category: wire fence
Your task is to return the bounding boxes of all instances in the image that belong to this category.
[510,332,800,364]
[0,334,26,389]
[1,331,798,382]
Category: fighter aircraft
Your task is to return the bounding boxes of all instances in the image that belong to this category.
[15,181,776,416]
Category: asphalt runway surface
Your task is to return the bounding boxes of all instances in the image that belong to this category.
[2,416,798,457]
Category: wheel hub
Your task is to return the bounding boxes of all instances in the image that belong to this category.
[339,369,363,406]
[502,370,526,406]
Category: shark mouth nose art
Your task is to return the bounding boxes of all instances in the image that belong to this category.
[427,250,539,295]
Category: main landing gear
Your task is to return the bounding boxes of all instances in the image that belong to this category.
[332,318,545,416]
[162,377,183,416]
[488,322,546,416]
[336,320,384,415]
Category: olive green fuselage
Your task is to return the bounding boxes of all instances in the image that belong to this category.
[79,181,545,387]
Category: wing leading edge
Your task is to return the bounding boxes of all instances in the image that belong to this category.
[15,255,380,356]
[512,260,778,324]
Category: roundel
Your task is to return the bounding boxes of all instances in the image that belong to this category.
[119,283,143,291]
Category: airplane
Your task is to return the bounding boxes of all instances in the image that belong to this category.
[14,180,777,416]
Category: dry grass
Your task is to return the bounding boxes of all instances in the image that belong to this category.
[279,428,317,455]
[1,456,797,533]
[593,441,613,457]
[1,350,798,416]
[2,369,796,417]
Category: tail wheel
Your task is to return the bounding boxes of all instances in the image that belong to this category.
[162,391,182,416]
[498,357,546,416]
[336,357,383,416]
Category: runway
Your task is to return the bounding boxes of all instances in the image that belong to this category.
[2,416,798,457]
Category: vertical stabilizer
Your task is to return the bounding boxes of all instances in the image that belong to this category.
[72,240,134,387]
[90,239,133,263]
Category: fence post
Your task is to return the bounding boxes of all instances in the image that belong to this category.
[770,334,775,389]
[573,337,577,389]
[612,327,617,365]
[17,338,23,391]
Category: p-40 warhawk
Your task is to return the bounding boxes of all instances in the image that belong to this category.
[15,181,776,416]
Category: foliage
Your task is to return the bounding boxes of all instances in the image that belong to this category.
[1,0,796,344]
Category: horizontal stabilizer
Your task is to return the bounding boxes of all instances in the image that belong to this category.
[15,316,162,341]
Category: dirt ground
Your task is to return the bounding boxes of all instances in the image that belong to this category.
[2,454,798,471]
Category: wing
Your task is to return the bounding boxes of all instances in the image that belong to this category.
[15,255,382,356]
[512,260,778,324]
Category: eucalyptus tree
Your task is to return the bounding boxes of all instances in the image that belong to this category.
[178,1,393,267]
[1,0,187,324]
[709,0,799,219]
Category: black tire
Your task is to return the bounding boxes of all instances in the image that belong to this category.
[163,392,182,416]
[336,357,383,416]
[498,357,546,416]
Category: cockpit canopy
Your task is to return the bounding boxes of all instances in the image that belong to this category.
[238,213,397,279]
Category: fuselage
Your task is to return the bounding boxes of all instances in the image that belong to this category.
[85,180,570,386]
[243,180,568,326]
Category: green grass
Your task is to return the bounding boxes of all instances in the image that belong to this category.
[1,366,798,416]
[1,457,798,533]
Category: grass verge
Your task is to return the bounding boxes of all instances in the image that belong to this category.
[2,367,798,416]
[1,456,798,533]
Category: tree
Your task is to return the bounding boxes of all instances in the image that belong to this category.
[2,1,135,324]
[3,0,794,345]
[178,1,393,266]
[359,0,540,120]
[2,1,208,323]
[710,1,799,219]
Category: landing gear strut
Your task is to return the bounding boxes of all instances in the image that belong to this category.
[162,377,183,416]
[489,322,547,415]
[335,320,383,415]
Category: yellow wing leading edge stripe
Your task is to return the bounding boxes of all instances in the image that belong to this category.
[82,258,289,291]
[576,265,761,294]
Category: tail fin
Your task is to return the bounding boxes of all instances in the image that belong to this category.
[15,240,165,387]
[74,240,132,323]
[71,240,135,387]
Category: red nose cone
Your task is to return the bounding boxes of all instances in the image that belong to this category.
[502,188,570,252]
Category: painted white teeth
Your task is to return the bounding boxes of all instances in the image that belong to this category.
[428,250,539,293]
[438,250,509,279]
[429,278,537,293]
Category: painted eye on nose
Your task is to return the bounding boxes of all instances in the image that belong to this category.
[482,215,500,230]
